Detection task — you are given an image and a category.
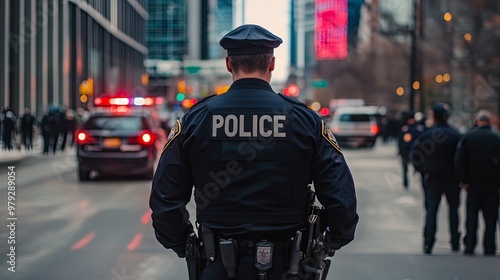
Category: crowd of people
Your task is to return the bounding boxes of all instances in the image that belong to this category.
[1,105,84,155]
[397,104,500,256]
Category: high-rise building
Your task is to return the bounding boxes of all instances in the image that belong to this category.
[146,0,188,61]
[145,0,239,103]
[0,0,148,116]
[205,0,233,59]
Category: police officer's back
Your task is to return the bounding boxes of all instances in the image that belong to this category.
[150,24,359,279]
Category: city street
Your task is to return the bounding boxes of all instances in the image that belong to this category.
[0,141,499,280]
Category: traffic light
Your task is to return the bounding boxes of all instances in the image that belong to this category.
[177,79,187,102]
[177,80,186,93]
[176,93,185,102]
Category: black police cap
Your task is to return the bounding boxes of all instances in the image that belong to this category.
[432,103,451,115]
[220,24,283,56]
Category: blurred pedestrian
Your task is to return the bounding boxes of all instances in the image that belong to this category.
[397,112,425,189]
[410,103,462,254]
[40,106,60,155]
[20,108,36,151]
[66,109,76,148]
[2,108,16,151]
[59,106,70,151]
[455,110,500,256]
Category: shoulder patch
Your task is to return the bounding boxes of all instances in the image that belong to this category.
[321,120,342,153]
[162,120,182,154]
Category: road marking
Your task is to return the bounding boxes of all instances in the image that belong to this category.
[70,231,96,251]
[141,209,152,225]
[127,233,143,251]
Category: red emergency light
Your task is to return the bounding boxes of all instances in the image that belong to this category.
[94,97,155,107]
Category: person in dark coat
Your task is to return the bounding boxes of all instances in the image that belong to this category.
[2,108,16,151]
[20,108,36,151]
[410,103,462,254]
[150,24,359,280]
[59,106,70,151]
[455,109,500,255]
[40,106,61,155]
[398,112,425,189]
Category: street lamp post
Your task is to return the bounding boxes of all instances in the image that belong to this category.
[409,0,419,114]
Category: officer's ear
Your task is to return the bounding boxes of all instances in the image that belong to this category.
[269,57,275,72]
[225,57,233,73]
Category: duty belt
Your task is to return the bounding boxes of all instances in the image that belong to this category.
[201,226,290,280]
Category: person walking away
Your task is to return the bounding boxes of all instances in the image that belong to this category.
[397,112,425,189]
[40,107,60,155]
[2,109,16,151]
[455,109,500,256]
[59,106,70,151]
[410,103,462,254]
[149,24,359,280]
[20,108,36,151]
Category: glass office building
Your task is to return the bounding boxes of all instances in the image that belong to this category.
[0,0,147,116]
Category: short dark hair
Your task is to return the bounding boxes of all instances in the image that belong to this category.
[228,53,273,74]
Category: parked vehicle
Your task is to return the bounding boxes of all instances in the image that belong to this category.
[329,106,380,148]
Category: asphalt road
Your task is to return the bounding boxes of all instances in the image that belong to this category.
[0,142,498,280]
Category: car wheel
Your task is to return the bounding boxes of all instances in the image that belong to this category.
[78,169,90,181]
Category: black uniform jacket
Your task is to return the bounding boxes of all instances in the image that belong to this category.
[150,78,359,257]
[410,123,462,176]
[455,125,500,186]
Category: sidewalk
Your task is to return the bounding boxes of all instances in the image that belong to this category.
[0,136,42,165]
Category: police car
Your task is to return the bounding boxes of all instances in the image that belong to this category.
[76,97,161,181]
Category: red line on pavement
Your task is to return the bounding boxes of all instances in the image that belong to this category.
[127,233,143,251]
[70,231,96,251]
[141,209,152,225]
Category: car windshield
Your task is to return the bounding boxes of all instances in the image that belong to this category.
[339,114,371,122]
[84,116,145,131]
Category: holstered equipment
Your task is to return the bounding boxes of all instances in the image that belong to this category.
[185,232,201,280]
[202,226,216,263]
[219,239,238,279]
[284,185,335,280]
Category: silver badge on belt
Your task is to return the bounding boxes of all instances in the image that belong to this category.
[255,240,274,277]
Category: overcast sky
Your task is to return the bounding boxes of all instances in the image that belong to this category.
[244,0,290,84]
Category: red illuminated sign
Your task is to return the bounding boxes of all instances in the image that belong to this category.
[315,0,348,60]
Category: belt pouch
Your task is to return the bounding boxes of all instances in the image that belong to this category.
[219,239,238,279]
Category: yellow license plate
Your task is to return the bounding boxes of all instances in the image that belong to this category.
[103,138,121,148]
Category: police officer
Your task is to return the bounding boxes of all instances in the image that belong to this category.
[397,112,425,189]
[410,103,462,254]
[150,24,359,280]
[455,110,500,255]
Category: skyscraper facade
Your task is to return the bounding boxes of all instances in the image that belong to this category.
[0,0,147,116]
[146,0,188,61]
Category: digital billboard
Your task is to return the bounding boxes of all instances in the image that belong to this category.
[315,0,348,60]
